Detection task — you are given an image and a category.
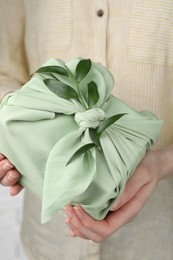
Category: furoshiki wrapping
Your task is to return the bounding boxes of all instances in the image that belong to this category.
[0,58,163,223]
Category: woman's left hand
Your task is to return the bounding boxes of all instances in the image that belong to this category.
[64,150,162,243]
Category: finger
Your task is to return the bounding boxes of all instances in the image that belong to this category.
[73,207,105,242]
[64,206,90,235]
[111,164,150,211]
[0,159,14,178]
[10,183,23,196]
[65,218,89,239]
[0,169,20,186]
[65,206,88,237]
[64,206,103,242]
[64,207,80,234]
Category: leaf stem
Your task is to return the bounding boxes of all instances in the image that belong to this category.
[65,66,88,109]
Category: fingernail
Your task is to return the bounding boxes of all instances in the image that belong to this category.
[2,163,13,171]
[8,172,18,180]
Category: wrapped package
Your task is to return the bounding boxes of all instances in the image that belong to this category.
[0,58,163,223]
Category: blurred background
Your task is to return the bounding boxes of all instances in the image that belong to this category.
[0,187,27,260]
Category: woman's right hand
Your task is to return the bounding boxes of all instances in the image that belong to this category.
[0,153,23,195]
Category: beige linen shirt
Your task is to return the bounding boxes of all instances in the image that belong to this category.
[0,1,173,259]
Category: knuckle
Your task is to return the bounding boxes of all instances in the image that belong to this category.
[93,236,104,243]
[0,159,13,174]
[8,170,19,180]
[0,179,8,186]
[0,172,18,186]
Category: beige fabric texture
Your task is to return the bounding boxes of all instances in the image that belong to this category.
[0,0,173,259]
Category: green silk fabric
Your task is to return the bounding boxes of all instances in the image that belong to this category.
[0,58,163,223]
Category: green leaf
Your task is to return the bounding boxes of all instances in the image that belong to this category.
[97,113,127,136]
[87,81,99,108]
[75,59,92,82]
[44,79,79,99]
[34,66,69,77]
[66,143,96,165]
[89,128,101,149]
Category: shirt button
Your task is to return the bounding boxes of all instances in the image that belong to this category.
[97,9,104,17]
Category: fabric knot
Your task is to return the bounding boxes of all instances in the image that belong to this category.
[74,108,107,130]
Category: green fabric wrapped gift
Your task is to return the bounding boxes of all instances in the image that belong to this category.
[0,58,163,223]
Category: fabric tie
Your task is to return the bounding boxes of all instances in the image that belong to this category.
[74,108,107,130]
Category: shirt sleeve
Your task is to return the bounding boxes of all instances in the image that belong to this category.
[0,0,29,101]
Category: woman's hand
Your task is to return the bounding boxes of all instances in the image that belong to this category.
[64,149,163,243]
[0,153,23,195]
